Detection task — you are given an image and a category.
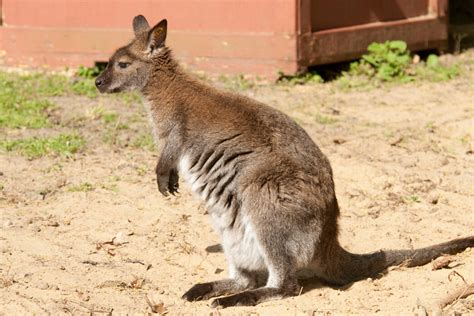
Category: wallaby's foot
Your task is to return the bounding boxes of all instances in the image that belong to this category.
[182,278,253,302]
[210,286,296,308]
[182,282,214,301]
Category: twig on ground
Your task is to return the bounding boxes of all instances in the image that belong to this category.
[436,283,474,312]
[432,255,458,270]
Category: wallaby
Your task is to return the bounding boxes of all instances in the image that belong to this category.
[95,15,473,308]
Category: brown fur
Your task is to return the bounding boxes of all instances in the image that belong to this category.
[95,15,474,308]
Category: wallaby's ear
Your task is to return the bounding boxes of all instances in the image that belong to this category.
[147,19,167,52]
[133,15,150,37]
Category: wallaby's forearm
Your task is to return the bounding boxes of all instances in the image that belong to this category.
[155,127,184,196]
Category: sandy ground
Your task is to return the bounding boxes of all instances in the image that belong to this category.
[1,53,473,315]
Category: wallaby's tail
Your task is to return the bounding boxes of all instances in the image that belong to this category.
[323,236,474,285]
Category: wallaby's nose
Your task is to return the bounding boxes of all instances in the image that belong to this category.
[95,78,103,88]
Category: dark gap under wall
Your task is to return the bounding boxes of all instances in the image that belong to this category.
[449,0,474,52]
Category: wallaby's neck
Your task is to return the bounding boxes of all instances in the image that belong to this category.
[142,49,199,108]
[140,48,204,141]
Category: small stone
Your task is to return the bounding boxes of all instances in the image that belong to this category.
[428,193,439,205]
[3,220,14,228]
[440,157,449,166]
[47,221,59,227]
[399,156,417,168]
[37,282,49,290]
[112,231,127,246]
[146,293,166,314]
[413,54,420,64]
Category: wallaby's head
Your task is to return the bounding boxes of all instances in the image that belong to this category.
[95,15,168,93]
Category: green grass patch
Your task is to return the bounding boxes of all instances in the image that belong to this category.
[70,79,98,98]
[0,71,100,129]
[102,112,119,124]
[314,113,337,125]
[0,72,58,128]
[132,134,155,151]
[0,134,85,159]
[0,69,143,131]
[68,182,94,192]
[218,74,255,91]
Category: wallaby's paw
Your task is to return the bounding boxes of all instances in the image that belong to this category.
[157,175,170,196]
[168,168,179,195]
[156,168,179,196]
[182,283,214,301]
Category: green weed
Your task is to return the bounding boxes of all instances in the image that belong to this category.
[405,195,421,203]
[341,41,459,86]
[349,40,413,82]
[460,134,471,145]
[135,165,149,176]
[76,65,105,79]
[0,134,85,159]
[416,54,459,82]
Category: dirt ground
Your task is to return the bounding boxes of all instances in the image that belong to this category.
[1,52,473,315]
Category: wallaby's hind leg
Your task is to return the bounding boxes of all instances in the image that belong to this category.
[211,236,300,307]
[182,269,257,301]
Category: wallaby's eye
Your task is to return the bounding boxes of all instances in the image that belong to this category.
[118,62,130,69]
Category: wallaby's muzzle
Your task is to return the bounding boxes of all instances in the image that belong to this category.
[95,73,111,93]
[95,77,104,89]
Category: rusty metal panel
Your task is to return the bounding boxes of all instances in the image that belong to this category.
[299,16,447,67]
[311,0,430,31]
[297,0,448,70]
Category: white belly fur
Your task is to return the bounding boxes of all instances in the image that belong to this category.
[179,155,267,272]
